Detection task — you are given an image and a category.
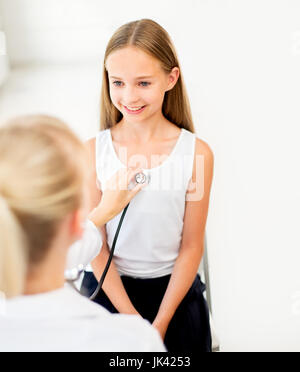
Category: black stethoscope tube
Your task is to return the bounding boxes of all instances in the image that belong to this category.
[67,171,148,299]
[89,202,130,301]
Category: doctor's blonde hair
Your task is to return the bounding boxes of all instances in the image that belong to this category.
[0,115,86,298]
[100,19,195,133]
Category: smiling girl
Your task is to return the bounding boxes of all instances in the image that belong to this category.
[82,19,214,352]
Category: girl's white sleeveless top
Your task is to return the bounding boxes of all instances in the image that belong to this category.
[95,128,196,279]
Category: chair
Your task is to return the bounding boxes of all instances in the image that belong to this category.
[198,234,220,352]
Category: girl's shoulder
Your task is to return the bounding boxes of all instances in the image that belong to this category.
[85,128,108,147]
[84,130,107,162]
[85,137,96,158]
[194,137,214,158]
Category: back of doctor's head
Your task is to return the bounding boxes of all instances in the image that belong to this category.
[0,115,86,298]
[100,18,195,132]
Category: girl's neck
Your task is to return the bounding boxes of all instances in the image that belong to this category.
[118,112,171,144]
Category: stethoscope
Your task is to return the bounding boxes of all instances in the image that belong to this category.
[65,171,150,300]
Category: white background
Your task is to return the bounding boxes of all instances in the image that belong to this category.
[0,14,8,85]
[0,0,300,351]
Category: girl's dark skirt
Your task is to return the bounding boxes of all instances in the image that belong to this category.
[81,272,212,352]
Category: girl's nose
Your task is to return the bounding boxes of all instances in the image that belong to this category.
[123,86,140,105]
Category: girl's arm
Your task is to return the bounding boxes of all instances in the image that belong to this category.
[152,138,214,339]
[85,138,141,316]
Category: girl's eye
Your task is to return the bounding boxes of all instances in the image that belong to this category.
[139,82,151,87]
[112,81,150,87]
[112,81,123,87]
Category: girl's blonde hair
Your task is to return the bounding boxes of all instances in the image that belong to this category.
[100,19,195,133]
[0,115,86,298]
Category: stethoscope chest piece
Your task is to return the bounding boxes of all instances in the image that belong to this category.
[135,171,150,186]
[135,172,147,184]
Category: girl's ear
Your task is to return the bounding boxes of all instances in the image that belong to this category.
[166,67,180,92]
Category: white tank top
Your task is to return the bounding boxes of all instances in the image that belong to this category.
[95,128,196,279]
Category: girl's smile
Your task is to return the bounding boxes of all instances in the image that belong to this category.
[123,105,147,115]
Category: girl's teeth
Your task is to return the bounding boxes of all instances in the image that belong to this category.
[127,106,143,111]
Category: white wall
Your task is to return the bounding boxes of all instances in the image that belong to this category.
[0,0,201,65]
[0,10,9,86]
[0,0,300,351]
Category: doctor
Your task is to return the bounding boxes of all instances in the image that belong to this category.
[0,115,166,352]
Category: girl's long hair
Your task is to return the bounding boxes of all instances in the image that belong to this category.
[0,115,86,298]
[100,19,195,133]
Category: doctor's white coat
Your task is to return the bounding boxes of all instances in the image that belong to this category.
[0,219,166,352]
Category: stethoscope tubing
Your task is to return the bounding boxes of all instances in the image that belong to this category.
[66,171,147,299]
[89,203,130,301]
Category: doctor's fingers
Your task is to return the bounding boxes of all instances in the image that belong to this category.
[129,181,147,198]
[105,167,143,190]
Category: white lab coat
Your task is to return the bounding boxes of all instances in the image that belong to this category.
[0,219,167,352]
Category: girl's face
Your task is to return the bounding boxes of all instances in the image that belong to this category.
[106,46,179,122]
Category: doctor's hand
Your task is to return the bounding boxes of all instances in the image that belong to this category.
[88,167,147,228]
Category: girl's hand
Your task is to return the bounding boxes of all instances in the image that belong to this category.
[88,167,147,227]
[152,318,169,341]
